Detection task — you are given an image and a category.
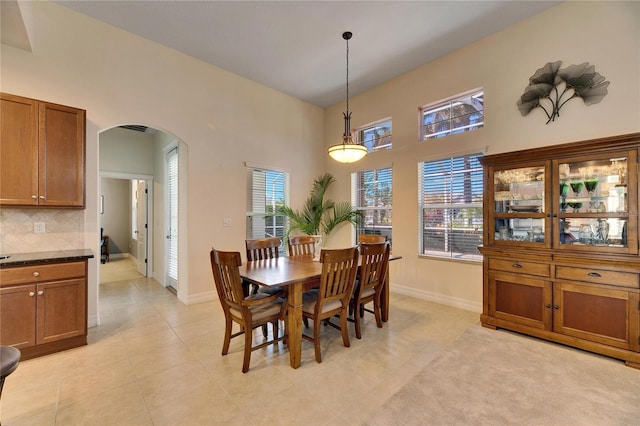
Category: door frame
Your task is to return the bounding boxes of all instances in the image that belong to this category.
[99,171,153,278]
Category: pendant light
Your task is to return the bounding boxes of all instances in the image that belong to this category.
[328,31,367,163]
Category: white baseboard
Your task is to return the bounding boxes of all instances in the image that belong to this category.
[178,290,217,305]
[88,314,99,328]
[390,282,482,313]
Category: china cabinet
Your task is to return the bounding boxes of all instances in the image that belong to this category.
[479,133,640,368]
[0,92,86,207]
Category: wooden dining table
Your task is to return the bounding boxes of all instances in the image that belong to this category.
[239,253,399,369]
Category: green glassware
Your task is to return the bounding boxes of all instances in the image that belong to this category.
[560,182,569,197]
[584,179,598,195]
[570,181,583,196]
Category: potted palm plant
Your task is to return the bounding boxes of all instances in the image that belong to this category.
[276,173,362,260]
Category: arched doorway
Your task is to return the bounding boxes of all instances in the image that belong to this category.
[97,125,186,308]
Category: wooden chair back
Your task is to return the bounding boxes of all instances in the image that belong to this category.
[210,249,245,310]
[316,247,359,312]
[351,242,391,338]
[358,242,390,295]
[245,237,281,261]
[288,235,316,256]
[358,234,386,244]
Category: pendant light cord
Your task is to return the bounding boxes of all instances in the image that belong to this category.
[346,35,349,115]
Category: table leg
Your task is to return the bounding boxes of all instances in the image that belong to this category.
[381,267,389,322]
[287,281,303,368]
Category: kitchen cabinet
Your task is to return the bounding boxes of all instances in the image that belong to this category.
[0,260,87,360]
[480,133,640,368]
[0,92,86,207]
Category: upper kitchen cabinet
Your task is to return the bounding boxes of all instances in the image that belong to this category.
[0,93,86,208]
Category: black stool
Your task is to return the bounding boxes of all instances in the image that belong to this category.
[0,346,21,407]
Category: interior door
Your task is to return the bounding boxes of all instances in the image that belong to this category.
[136,180,148,276]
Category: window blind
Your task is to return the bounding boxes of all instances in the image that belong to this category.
[418,153,483,260]
[246,167,289,252]
[167,147,178,284]
[351,167,392,244]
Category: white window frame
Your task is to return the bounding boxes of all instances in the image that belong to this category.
[418,152,483,262]
[420,89,484,140]
[351,167,392,245]
[246,164,289,254]
[355,118,392,153]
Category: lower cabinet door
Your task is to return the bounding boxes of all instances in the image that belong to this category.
[553,281,639,351]
[0,284,36,348]
[489,271,552,330]
[36,279,86,344]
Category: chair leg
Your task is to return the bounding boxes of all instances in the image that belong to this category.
[340,312,351,348]
[373,297,383,328]
[242,326,253,373]
[313,318,322,363]
[222,317,232,355]
[262,324,268,338]
[271,320,279,346]
[354,302,362,339]
[303,317,309,328]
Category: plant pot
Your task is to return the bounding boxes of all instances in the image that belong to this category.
[311,235,323,261]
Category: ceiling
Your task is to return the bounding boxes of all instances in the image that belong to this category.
[42,1,559,107]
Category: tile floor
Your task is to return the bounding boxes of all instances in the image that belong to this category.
[1,259,479,425]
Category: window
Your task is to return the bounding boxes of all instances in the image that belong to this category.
[356,118,392,152]
[420,89,484,140]
[418,153,483,261]
[246,167,289,253]
[167,147,178,288]
[352,167,392,244]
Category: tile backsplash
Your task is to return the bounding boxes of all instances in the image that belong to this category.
[0,208,85,254]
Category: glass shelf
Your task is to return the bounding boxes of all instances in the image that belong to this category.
[559,217,627,248]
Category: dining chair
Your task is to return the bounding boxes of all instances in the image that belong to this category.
[288,235,316,256]
[301,246,359,363]
[210,248,286,373]
[350,242,391,339]
[245,237,281,261]
[245,237,282,294]
[245,237,284,336]
[358,234,387,244]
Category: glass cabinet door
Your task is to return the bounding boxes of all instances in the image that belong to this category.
[554,150,637,253]
[492,164,549,245]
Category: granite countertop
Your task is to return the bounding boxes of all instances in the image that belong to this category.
[0,249,94,268]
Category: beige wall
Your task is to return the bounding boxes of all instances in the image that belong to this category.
[324,1,640,311]
[1,1,325,325]
[100,178,130,256]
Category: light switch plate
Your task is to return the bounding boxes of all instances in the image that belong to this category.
[34,222,45,234]
[223,218,232,227]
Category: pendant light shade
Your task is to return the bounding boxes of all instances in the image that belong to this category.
[328,31,367,163]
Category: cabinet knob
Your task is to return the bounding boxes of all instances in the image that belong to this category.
[31,195,37,199]
[29,291,35,297]
[553,305,559,309]
[587,272,602,278]
[545,304,551,309]
[39,195,45,200]
[512,263,523,269]
[33,271,40,277]
[37,290,44,296]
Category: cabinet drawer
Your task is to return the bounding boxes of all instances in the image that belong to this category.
[0,262,85,287]
[555,266,639,289]
[489,258,550,277]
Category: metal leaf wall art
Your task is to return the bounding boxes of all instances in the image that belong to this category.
[517,61,609,124]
